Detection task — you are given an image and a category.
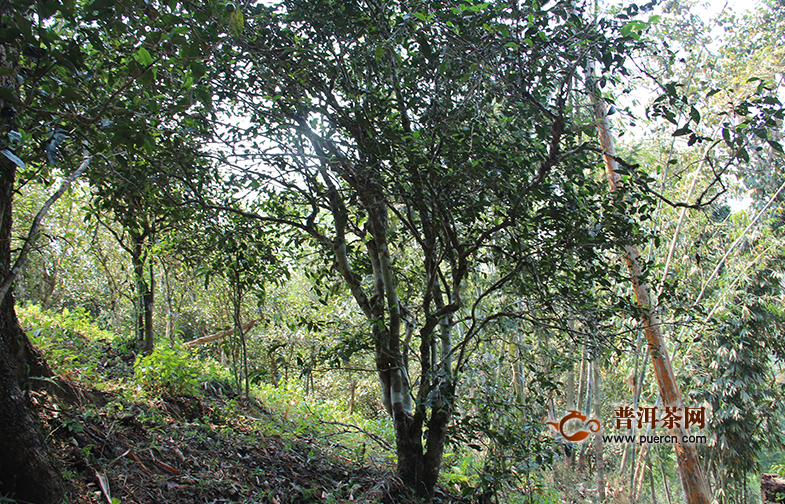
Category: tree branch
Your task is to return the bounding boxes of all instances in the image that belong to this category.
[1,155,91,300]
[584,145,728,209]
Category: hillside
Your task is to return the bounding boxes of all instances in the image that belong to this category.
[18,306,463,504]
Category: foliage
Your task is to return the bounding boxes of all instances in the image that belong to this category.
[133,343,202,397]
[253,378,394,452]
[688,259,785,502]
[18,304,132,384]
[19,304,115,343]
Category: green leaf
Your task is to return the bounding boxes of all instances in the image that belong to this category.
[1,149,25,168]
[722,127,732,146]
[230,9,244,37]
[134,47,154,66]
[689,106,701,124]
[374,44,385,62]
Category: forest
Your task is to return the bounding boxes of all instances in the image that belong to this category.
[0,0,783,503]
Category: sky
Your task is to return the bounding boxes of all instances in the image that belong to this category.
[704,0,762,16]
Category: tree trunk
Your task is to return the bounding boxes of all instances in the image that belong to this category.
[593,354,606,501]
[304,124,453,502]
[232,275,249,399]
[163,261,176,344]
[578,348,590,472]
[0,293,64,503]
[0,38,65,504]
[144,261,154,354]
[92,235,122,331]
[649,452,659,504]
[565,327,576,469]
[131,238,154,355]
[590,72,712,504]
[131,241,145,347]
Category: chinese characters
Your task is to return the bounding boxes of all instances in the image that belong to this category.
[613,406,705,430]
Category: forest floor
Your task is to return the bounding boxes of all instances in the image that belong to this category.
[16,308,470,504]
[30,372,466,504]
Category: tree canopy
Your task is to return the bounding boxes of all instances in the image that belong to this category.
[0,0,783,503]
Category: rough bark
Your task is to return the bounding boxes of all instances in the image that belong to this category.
[0,36,64,503]
[590,75,712,504]
[0,292,64,503]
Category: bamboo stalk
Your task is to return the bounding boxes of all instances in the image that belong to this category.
[589,74,712,504]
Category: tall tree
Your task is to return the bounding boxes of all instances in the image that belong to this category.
[590,73,713,503]
[204,0,647,499]
[195,209,286,396]
[89,146,195,355]
[0,21,65,503]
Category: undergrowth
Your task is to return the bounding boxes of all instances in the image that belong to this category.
[16,304,423,503]
[17,303,560,503]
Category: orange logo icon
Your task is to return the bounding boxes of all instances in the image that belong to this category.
[547,410,601,442]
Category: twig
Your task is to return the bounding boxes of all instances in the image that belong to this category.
[316,418,393,451]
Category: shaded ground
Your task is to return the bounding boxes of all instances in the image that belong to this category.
[28,376,461,504]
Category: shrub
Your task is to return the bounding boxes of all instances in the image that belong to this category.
[134,343,200,396]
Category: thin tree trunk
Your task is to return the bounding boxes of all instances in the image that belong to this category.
[649,452,658,504]
[163,261,176,344]
[593,354,606,501]
[91,233,122,331]
[131,240,146,349]
[659,445,674,504]
[576,340,588,472]
[514,327,526,408]
[349,375,356,414]
[232,277,248,399]
[144,261,154,355]
[590,72,712,504]
[565,322,577,469]
[577,341,588,413]
[567,325,576,412]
